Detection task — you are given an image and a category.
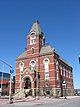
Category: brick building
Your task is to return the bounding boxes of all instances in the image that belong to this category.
[0,72,15,96]
[15,21,74,97]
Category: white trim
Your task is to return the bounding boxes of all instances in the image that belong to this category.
[43,58,50,64]
[31,47,35,50]
[27,47,39,51]
[30,31,36,35]
[40,62,54,66]
[27,52,39,56]
[22,75,33,82]
[19,61,24,72]
[30,35,36,45]
[30,60,36,67]
[27,41,39,46]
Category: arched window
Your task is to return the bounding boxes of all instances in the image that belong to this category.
[19,62,24,72]
[30,60,36,71]
[30,32,36,45]
[31,47,34,54]
[43,58,50,80]
[43,58,49,72]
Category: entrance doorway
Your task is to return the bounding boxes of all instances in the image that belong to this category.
[24,77,31,89]
[24,77,32,96]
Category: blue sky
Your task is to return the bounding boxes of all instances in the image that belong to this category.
[0,0,80,89]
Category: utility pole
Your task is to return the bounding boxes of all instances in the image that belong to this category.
[0,59,14,104]
[35,58,40,100]
[1,64,4,96]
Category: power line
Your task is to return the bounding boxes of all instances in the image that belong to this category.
[0,59,12,68]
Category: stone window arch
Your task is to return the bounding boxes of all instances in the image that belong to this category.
[43,58,49,72]
[30,32,36,45]
[19,61,24,72]
[30,60,36,71]
[43,58,50,80]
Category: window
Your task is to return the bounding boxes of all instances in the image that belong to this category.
[44,59,49,72]
[30,60,36,71]
[43,58,50,80]
[30,33,36,45]
[31,47,34,54]
[19,62,24,72]
[60,66,62,75]
[66,70,68,78]
[69,71,71,78]
[55,60,59,72]
[56,72,59,80]
[63,67,66,77]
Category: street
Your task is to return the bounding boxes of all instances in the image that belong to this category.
[0,96,80,107]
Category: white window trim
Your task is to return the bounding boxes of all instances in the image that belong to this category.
[60,66,62,75]
[30,31,36,35]
[56,72,59,80]
[30,60,36,72]
[43,58,50,64]
[19,61,24,72]
[30,32,36,45]
[43,58,50,80]
[31,47,35,54]
[30,60,36,67]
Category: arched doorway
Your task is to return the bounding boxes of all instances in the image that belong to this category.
[22,74,35,96]
[24,77,31,89]
[23,77,32,96]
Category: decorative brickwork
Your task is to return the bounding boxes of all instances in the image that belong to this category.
[15,21,74,97]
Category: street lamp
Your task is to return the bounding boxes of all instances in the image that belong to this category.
[9,67,14,104]
[62,80,67,99]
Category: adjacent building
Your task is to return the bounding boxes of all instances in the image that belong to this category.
[0,72,10,95]
[0,72,15,96]
[15,21,74,97]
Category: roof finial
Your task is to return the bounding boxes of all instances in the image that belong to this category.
[34,20,39,24]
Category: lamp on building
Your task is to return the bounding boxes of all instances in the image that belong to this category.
[62,80,67,99]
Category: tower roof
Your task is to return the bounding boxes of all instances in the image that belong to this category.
[29,20,43,35]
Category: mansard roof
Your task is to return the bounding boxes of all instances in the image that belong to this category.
[29,20,43,36]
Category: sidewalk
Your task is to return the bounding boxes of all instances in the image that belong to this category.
[0,96,80,106]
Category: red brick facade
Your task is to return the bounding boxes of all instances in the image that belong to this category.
[15,21,74,97]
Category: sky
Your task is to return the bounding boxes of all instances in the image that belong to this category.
[0,0,80,89]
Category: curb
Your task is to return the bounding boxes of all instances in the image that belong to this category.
[13,98,36,103]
